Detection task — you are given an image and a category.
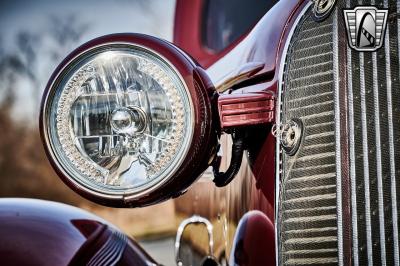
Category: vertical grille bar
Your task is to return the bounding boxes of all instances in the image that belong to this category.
[368,1,389,265]
[393,0,400,263]
[371,0,388,264]
[348,0,369,263]
[387,0,400,265]
[359,49,374,266]
[346,1,360,266]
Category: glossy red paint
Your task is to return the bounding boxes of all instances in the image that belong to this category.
[206,0,305,85]
[0,198,156,266]
[207,0,309,210]
[40,33,220,208]
[218,92,274,130]
[250,131,276,206]
[230,211,275,266]
[173,0,309,264]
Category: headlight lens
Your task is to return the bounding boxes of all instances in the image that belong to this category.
[44,46,194,197]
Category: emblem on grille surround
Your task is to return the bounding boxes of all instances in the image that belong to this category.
[312,0,336,21]
[272,118,303,156]
[343,6,388,51]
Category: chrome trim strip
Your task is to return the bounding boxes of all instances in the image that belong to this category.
[359,51,373,266]
[371,0,387,263]
[88,230,127,266]
[389,0,400,264]
[373,54,388,264]
[346,28,359,266]
[175,215,214,266]
[332,8,343,266]
[275,3,312,265]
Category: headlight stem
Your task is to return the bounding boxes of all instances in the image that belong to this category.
[212,129,245,187]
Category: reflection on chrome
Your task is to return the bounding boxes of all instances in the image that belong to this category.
[175,215,214,266]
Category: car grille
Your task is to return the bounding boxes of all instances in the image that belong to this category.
[277,0,400,265]
[278,6,338,266]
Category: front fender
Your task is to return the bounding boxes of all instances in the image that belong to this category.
[0,198,157,266]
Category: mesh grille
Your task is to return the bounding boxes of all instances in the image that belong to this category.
[278,8,338,265]
[278,1,400,265]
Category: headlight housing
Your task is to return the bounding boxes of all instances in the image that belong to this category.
[40,34,219,207]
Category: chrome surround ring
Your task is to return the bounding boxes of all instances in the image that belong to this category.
[41,42,195,200]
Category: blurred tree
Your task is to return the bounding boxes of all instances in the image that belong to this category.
[0,3,178,244]
[48,15,89,61]
[0,15,90,204]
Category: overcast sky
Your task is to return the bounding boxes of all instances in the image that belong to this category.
[0,0,175,44]
[0,0,175,123]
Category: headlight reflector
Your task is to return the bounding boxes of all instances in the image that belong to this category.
[41,34,219,207]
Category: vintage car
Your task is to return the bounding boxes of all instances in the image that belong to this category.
[1,0,399,265]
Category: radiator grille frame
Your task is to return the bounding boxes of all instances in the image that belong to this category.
[276,1,400,265]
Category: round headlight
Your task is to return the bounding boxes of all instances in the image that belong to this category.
[41,34,219,207]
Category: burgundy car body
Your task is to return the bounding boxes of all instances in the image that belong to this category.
[172,0,307,265]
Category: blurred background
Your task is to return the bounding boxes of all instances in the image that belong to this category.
[0,0,177,263]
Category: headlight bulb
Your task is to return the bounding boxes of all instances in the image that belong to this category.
[110,107,147,135]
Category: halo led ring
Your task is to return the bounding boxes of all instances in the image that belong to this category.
[42,43,194,200]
